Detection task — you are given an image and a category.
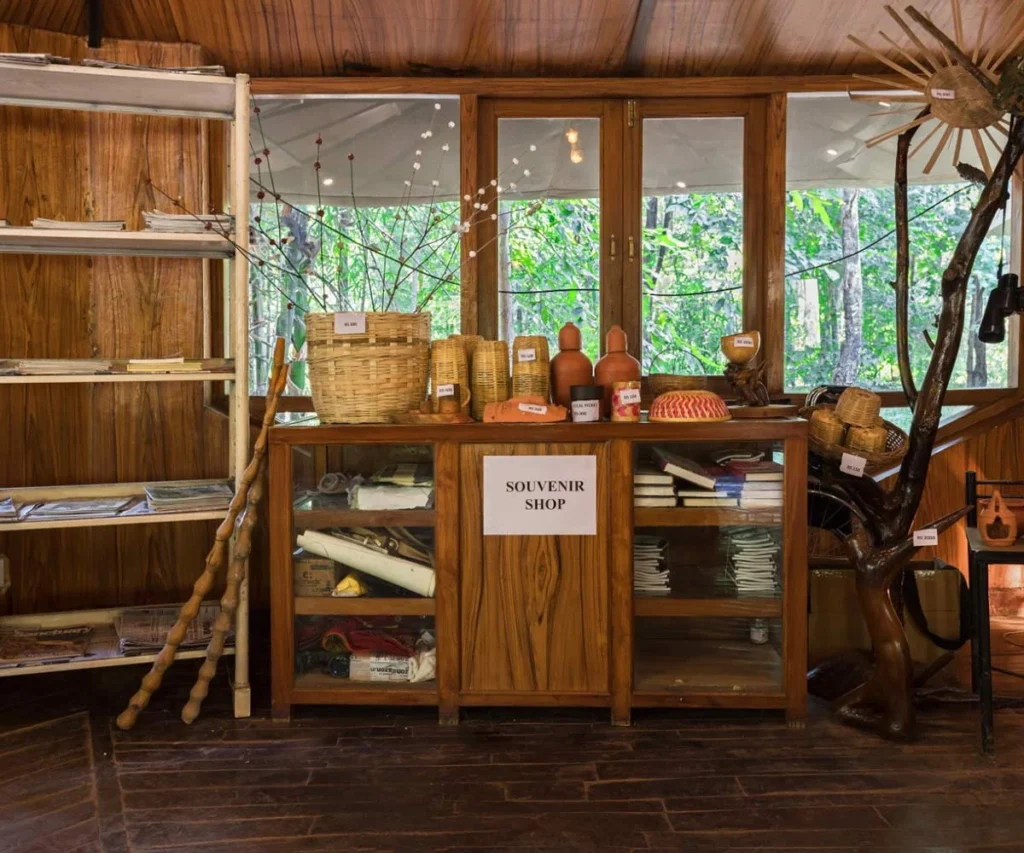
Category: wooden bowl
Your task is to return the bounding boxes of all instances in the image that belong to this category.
[720,331,761,365]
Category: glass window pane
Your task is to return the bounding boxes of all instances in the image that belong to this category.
[248,96,462,394]
[641,117,744,375]
[785,93,1009,392]
[497,117,601,362]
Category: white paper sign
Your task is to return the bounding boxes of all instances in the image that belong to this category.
[518,403,548,415]
[840,452,866,478]
[517,348,537,362]
[334,312,367,335]
[734,335,755,348]
[913,528,939,547]
[484,455,597,536]
[617,388,641,405]
[931,88,956,100]
[436,383,455,398]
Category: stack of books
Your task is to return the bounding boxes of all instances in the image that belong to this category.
[633,466,676,507]
[650,448,737,507]
[145,483,233,513]
[3,359,112,376]
[634,535,670,595]
[25,497,133,521]
[726,527,780,595]
[126,357,203,373]
[722,460,784,508]
[31,218,126,231]
[143,211,234,233]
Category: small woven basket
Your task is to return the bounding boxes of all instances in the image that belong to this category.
[511,361,550,399]
[846,423,888,453]
[306,312,430,424]
[835,387,882,428]
[430,338,470,412]
[809,407,846,446]
[801,404,908,474]
[511,335,550,364]
[471,340,510,420]
[449,334,484,364]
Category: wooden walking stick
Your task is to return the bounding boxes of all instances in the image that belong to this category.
[181,353,287,723]
[116,339,289,731]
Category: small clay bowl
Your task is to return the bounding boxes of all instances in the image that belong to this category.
[720,331,762,365]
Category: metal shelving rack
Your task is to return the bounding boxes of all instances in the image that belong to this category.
[0,65,252,716]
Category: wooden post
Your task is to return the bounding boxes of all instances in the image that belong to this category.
[609,438,634,725]
[435,441,461,724]
[269,437,294,722]
[783,434,808,726]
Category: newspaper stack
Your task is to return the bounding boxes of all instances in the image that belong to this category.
[0,53,71,67]
[350,463,433,511]
[634,535,670,595]
[26,497,133,521]
[80,58,226,75]
[145,482,233,513]
[143,211,234,233]
[726,527,780,596]
[116,602,227,655]
[31,218,126,231]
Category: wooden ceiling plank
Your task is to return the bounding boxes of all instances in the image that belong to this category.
[623,0,657,75]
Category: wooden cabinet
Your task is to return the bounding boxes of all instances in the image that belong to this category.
[269,421,807,725]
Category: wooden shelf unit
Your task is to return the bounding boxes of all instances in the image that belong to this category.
[269,421,808,725]
[0,66,252,716]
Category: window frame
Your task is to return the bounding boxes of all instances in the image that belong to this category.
[240,76,1021,419]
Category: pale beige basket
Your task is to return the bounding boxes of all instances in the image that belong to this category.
[306,312,430,424]
[511,335,550,364]
[430,338,471,412]
[449,334,484,364]
[471,340,510,420]
[511,361,550,400]
[835,387,882,428]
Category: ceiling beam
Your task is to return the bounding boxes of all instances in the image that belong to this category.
[623,0,658,75]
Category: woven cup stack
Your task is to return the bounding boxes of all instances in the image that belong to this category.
[470,340,510,420]
[809,387,886,453]
[510,335,551,401]
[430,338,470,412]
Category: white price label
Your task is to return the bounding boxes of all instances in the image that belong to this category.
[734,335,755,348]
[436,383,455,398]
[333,312,367,335]
[617,388,641,405]
[913,528,939,547]
[571,399,600,423]
[840,452,866,478]
[517,348,537,362]
[518,403,548,415]
[931,88,956,100]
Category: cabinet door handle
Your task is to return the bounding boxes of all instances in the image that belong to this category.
[628,235,635,261]
[610,234,617,259]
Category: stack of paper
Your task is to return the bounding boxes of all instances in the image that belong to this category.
[0,498,17,522]
[634,535,670,595]
[142,211,234,233]
[25,497,133,521]
[117,603,226,655]
[126,357,203,373]
[81,59,226,75]
[633,465,676,507]
[145,483,233,513]
[350,463,434,511]
[6,359,112,376]
[0,53,71,67]
[31,218,126,231]
[726,527,779,595]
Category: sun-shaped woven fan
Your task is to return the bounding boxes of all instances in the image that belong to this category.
[848,2,1023,175]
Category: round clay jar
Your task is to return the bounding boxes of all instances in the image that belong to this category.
[594,325,640,416]
[550,322,594,408]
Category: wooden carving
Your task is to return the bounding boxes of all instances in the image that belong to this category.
[823,3,1024,739]
[980,489,1018,546]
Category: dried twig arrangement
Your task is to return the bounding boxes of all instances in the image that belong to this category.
[115,338,289,731]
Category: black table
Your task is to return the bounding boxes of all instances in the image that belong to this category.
[964,527,1022,754]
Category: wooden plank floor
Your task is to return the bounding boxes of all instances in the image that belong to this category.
[2,658,1024,852]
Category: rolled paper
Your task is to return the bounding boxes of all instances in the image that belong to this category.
[296,530,436,598]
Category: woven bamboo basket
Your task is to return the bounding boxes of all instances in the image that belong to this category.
[430,338,471,412]
[449,334,484,364]
[801,405,908,474]
[846,423,888,454]
[809,407,846,446]
[471,340,510,420]
[511,361,550,400]
[306,312,430,424]
[835,387,882,428]
[511,335,550,365]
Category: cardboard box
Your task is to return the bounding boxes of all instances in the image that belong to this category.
[294,552,336,597]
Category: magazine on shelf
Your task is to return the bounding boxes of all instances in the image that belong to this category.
[80,58,227,75]
[0,625,93,667]
[142,211,234,233]
[31,218,126,231]
[145,482,233,512]
[25,497,133,520]
[3,359,112,376]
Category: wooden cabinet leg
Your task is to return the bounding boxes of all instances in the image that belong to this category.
[271,700,291,723]
[439,703,460,726]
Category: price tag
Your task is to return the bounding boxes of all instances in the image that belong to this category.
[517,348,537,363]
[436,383,455,398]
[931,88,956,100]
[334,312,366,335]
[518,403,548,415]
[734,335,755,348]
[840,452,866,478]
[913,528,939,547]
[618,388,642,405]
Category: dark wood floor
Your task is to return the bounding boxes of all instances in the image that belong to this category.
[2,659,1024,853]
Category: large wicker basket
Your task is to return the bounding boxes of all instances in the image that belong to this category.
[306,312,430,424]
[800,404,908,474]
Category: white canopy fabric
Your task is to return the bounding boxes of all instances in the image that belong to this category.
[252,92,1005,208]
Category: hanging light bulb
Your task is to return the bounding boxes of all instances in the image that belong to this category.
[570,146,584,165]
[565,127,579,145]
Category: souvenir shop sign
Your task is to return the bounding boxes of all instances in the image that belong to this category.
[483,455,597,536]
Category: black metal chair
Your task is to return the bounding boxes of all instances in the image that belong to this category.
[965,471,1024,753]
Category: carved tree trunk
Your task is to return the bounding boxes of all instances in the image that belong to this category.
[833,188,863,384]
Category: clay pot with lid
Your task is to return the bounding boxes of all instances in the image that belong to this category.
[550,322,594,408]
[594,325,641,416]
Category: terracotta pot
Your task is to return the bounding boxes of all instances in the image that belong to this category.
[980,489,1018,547]
[594,325,640,416]
[550,322,594,408]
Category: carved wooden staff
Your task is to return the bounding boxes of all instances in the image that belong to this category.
[116,339,288,731]
[181,355,287,723]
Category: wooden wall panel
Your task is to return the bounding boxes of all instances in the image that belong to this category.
[459,442,610,696]
[0,24,227,615]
